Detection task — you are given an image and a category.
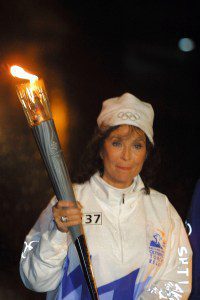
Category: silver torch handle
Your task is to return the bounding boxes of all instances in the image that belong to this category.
[32,119,99,299]
[32,119,80,240]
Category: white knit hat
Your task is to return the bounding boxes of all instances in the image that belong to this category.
[97,92,154,144]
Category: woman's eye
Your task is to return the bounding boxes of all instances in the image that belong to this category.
[134,143,142,149]
[112,141,122,147]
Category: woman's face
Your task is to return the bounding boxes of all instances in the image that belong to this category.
[101,125,147,188]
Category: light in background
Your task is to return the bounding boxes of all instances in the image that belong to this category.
[178,38,195,52]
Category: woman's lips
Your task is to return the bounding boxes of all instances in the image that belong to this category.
[116,166,132,171]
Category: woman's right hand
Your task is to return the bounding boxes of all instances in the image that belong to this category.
[52,200,83,233]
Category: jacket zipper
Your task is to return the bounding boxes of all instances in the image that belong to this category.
[118,194,125,262]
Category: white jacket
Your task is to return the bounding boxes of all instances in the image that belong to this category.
[20,173,192,299]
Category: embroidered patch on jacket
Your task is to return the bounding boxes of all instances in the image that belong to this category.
[149,229,166,267]
[82,212,102,225]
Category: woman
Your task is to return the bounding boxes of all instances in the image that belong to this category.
[20,93,192,299]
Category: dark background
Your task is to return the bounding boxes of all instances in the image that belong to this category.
[0,1,199,299]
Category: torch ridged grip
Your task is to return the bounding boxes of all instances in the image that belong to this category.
[32,119,81,241]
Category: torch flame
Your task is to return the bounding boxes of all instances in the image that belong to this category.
[10,65,38,83]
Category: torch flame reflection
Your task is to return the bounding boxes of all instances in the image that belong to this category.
[10,65,38,83]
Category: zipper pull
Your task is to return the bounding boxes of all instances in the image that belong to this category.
[122,194,125,204]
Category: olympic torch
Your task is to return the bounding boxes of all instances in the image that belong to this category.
[10,66,99,300]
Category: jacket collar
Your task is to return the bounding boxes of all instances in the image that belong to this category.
[89,172,145,206]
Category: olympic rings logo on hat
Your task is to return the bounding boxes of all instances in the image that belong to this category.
[117,111,140,121]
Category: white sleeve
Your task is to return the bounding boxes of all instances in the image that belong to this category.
[19,197,72,292]
[140,200,192,300]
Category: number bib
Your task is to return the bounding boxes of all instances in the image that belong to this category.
[82,212,102,225]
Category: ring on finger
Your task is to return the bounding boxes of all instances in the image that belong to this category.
[61,216,68,222]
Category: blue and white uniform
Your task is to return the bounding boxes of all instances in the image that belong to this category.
[20,173,192,299]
